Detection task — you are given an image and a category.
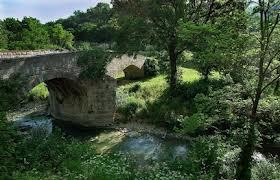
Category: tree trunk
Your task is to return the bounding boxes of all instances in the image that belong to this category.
[235,100,259,180]
[236,93,261,180]
[203,68,210,81]
[236,3,267,178]
[236,85,262,180]
[168,44,178,92]
[236,121,256,180]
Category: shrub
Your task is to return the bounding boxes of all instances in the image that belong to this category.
[28,83,49,102]
[77,48,114,79]
[176,113,213,135]
[178,84,252,135]
[0,76,24,111]
[170,136,231,179]
[143,98,189,127]
[0,114,21,176]
[174,78,228,101]
[257,96,280,144]
[74,41,92,51]
[128,83,141,93]
[252,157,280,180]
[118,97,146,121]
[144,58,160,77]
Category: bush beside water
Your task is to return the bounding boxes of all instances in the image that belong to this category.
[1,126,279,180]
[28,83,49,102]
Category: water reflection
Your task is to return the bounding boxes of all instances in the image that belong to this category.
[14,115,53,136]
[14,115,189,164]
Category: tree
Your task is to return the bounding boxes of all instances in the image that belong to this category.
[77,22,97,42]
[49,24,74,49]
[56,3,115,44]
[236,1,280,179]
[3,17,50,50]
[19,17,50,50]
[0,21,8,50]
[3,18,23,49]
[113,0,244,91]
[181,11,248,80]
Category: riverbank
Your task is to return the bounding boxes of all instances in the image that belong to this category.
[7,101,193,142]
[6,101,48,121]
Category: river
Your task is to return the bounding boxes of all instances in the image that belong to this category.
[13,114,190,166]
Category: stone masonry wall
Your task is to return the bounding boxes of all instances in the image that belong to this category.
[0,50,69,59]
[48,77,116,127]
[0,51,146,127]
[106,54,146,78]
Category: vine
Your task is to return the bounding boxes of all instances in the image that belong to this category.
[77,47,116,80]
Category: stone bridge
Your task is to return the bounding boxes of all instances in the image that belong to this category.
[0,50,146,127]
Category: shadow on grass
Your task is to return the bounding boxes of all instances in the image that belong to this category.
[117,75,157,87]
[139,78,229,129]
[53,119,127,154]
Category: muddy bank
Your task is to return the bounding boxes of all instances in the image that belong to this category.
[7,101,48,122]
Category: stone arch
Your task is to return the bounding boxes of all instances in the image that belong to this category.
[0,51,147,127]
[105,54,146,79]
[19,73,117,127]
[24,72,78,95]
[123,65,144,80]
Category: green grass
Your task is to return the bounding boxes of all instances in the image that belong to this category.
[180,68,201,82]
[28,83,49,101]
[118,68,202,102]
[116,68,206,125]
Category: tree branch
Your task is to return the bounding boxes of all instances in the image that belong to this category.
[264,49,280,73]
[262,74,280,92]
[267,13,279,41]
[267,59,280,75]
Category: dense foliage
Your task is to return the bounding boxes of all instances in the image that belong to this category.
[77,47,116,79]
[112,0,246,90]
[56,3,116,45]
[0,17,74,50]
[1,1,280,180]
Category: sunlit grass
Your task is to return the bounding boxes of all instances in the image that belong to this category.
[116,71,125,79]
[116,67,222,124]
[180,68,201,82]
[91,131,126,154]
[118,67,202,101]
[29,83,49,101]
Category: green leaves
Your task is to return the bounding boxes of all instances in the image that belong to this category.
[0,21,8,50]
[57,2,115,44]
[49,24,74,49]
[1,17,74,50]
[77,47,114,79]
[177,113,211,134]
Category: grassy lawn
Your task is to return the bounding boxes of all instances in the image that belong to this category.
[29,83,49,101]
[116,68,213,126]
[117,67,202,101]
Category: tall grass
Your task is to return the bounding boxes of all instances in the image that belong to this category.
[116,68,206,126]
[28,83,49,101]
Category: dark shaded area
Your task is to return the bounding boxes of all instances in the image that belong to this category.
[46,78,86,100]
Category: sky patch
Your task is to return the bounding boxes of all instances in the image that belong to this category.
[0,0,111,23]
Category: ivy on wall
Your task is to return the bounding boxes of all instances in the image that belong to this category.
[77,47,115,79]
[0,75,25,112]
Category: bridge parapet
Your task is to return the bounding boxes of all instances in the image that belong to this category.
[0,50,70,59]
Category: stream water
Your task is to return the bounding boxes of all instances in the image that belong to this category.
[13,115,189,165]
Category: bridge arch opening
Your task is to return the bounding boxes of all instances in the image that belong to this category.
[123,65,145,80]
[25,75,117,127]
[28,77,87,114]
